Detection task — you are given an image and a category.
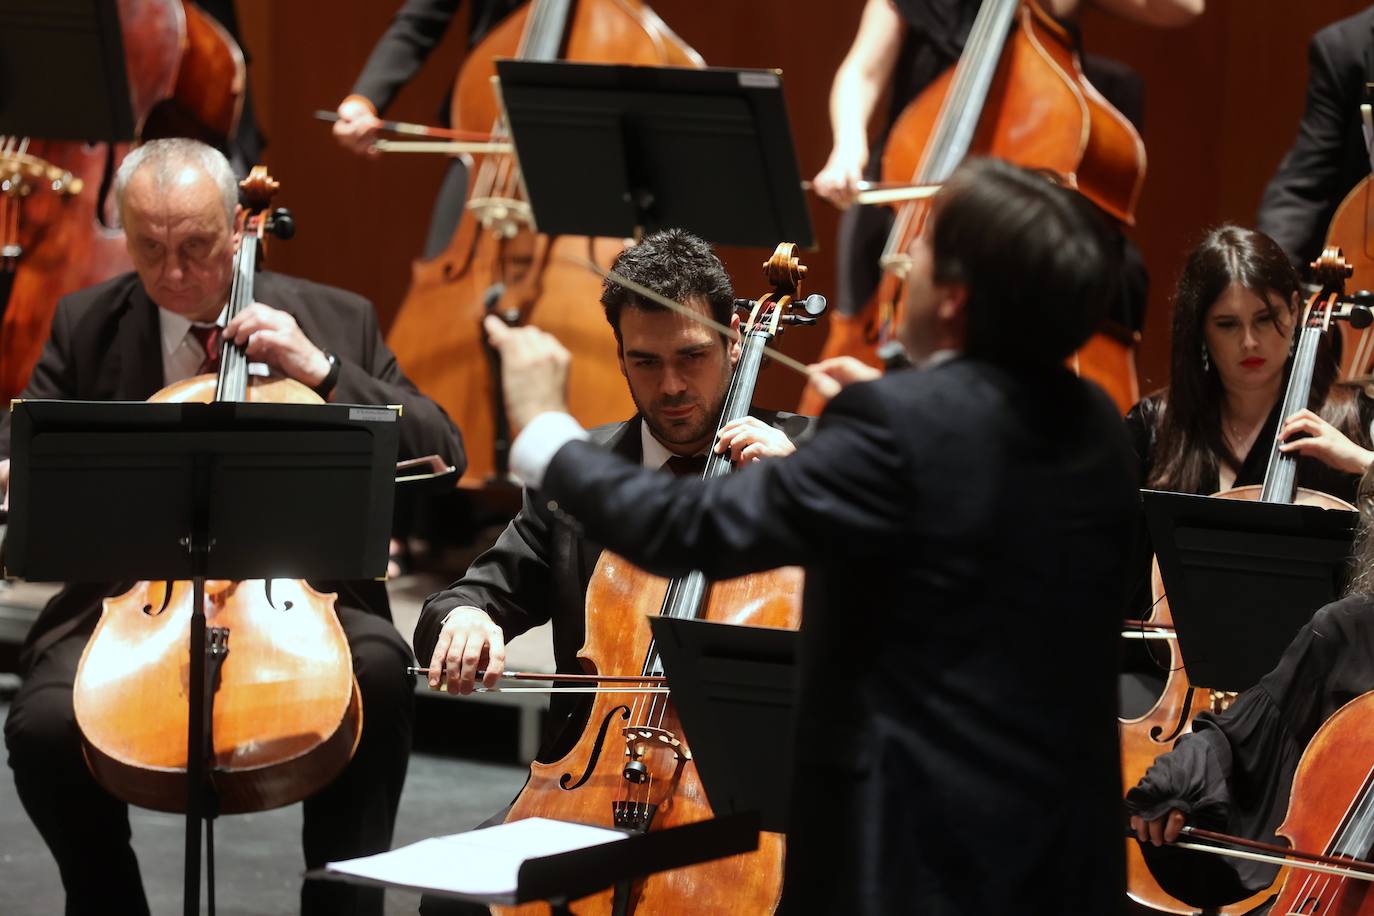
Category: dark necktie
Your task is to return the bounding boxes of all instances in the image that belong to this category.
[189,324,222,374]
[663,453,708,478]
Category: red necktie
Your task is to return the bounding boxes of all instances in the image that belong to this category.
[189,324,221,374]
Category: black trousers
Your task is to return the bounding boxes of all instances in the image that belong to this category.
[4,602,415,916]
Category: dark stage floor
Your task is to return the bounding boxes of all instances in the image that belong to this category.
[0,697,530,915]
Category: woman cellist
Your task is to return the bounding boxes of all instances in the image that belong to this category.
[1120,224,1374,913]
[1125,486,1374,910]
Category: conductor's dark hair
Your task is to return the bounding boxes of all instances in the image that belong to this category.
[600,229,735,344]
[931,158,1120,366]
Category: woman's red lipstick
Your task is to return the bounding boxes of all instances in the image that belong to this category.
[1240,356,1266,369]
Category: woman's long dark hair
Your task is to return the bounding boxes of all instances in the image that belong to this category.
[1149,225,1354,492]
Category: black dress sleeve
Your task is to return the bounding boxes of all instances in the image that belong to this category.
[349,0,465,115]
[1125,595,1374,897]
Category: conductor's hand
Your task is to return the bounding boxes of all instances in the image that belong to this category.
[1279,408,1374,474]
[1130,810,1187,847]
[812,143,867,209]
[805,356,882,405]
[332,96,382,157]
[483,315,570,432]
[428,606,507,695]
[224,303,332,390]
[715,416,795,464]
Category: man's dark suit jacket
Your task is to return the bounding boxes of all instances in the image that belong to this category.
[533,359,1139,915]
[0,270,465,672]
[413,409,812,762]
[1258,7,1374,270]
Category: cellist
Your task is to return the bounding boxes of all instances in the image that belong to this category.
[808,0,1203,388]
[483,159,1139,915]
[412,228,812,915]
[1126,482,1374,908]
[0,138,465,916]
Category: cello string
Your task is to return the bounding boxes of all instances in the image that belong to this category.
[883,0,1003,252]
[1285,761,1374,908]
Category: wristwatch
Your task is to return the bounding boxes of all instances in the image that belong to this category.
[313,351,341,399]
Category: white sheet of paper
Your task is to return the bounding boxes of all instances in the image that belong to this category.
[324,817,628,897]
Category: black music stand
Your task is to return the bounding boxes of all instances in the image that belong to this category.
[5,399,400,916]
[0,0,135,141]
[648,616,799,833]
[1141,489,1358,693]
[308,812,759,913]
[495,60,815,249]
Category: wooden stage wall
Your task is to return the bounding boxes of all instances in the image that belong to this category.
[236,0,1373,411]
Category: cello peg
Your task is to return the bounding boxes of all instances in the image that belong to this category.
[269,208,295,240]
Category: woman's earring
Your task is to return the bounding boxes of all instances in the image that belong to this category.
[1201,343,1210,372]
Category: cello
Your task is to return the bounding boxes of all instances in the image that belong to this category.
[799,0,1145,415]
[71,169,361,816]
[1323,174,1374,377]
[383,0,703,488]
[493,244,820,915]
[0,0,244,406]
[1121,249,1366,914]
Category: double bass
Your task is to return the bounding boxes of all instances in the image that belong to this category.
[799,0,1145,415]
[384,0,703,488]
[0,0,244,406]
[72,170,361,816]
[1122,250,1364,914]
[493,245,820,915]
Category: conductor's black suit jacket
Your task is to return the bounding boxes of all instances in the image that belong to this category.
[413,409,813,761]
[1258,7,1374,270]
[0,270,465,672]
[532,358,1139,915]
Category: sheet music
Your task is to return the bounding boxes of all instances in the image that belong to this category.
[324,817,627,897]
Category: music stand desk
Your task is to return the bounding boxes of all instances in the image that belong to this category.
[1141,489,1358,693]
[496,60,814,249]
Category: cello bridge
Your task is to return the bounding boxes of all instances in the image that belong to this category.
[621,726,690,784]
[466,197,533,237]
[878,252,913,278]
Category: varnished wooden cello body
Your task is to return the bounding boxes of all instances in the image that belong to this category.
[0,0,244,406]
[493,245,819,915]
[384,0,703,488]
[72,170,361,815]
[1324,175,1374,377]
[799,0,1145,415]
[1123,250,1364,914]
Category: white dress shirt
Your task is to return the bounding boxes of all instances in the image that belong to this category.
[158,305,227,385]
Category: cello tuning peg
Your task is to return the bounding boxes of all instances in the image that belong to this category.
[269,208,295,240]
[800,293,828,317]
[1347,290,1374,329]
[733,298,755,313]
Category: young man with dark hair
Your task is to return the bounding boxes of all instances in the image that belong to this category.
[413,228,811,742]
[484,157,1140,914]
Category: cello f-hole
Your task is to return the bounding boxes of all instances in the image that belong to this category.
[559,704,631,791]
